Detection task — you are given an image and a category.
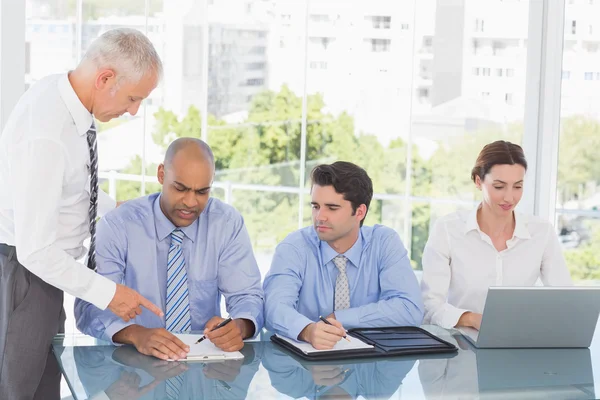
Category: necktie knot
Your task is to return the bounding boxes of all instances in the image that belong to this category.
[171,229,184,245]
[333,255,347,272]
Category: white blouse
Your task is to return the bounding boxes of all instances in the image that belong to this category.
[421,206,573,329]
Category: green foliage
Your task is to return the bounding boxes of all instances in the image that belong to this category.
[557,116,600,204]
[106,85,600,278]
[564,224,600,281]
[100,156,160,202]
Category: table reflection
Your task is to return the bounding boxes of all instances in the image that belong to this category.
[69,342,263,400]
[261,342,416,399]
[418,332,595,399]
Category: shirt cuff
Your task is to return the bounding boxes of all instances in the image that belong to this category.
[83,275,117,311]
[231,313,259,339]
[287,315,315,341]
[334,309,360,328]
[439,307,470,330]
[104,319,136,345]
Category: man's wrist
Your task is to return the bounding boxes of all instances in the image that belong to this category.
[298,323,315,342]
[234,318,254,339]
[113,324,143,345]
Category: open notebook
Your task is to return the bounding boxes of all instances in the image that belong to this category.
[168,334,244,362]
[274,333,373,355]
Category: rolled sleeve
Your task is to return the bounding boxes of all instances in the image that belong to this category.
[12,138,115,309]
[75,214,128,340]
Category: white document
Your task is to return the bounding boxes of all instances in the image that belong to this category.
[169,334,244,362]
[275,334,374,355]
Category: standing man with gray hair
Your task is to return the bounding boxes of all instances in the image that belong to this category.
[0,28,164,399]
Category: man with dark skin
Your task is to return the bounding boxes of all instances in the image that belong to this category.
[76,138,264,360]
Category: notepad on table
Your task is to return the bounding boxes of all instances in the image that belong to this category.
[274,333,374,355]
[168,333,244,362]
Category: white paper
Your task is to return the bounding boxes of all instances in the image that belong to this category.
[275,334,373,355]
[168,334,244,362]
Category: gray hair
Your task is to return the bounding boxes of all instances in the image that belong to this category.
[81,28,163,83]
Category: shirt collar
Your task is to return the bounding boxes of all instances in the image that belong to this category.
[319,230,363,269]
[153,193,198,243]
[464,203,531,240]
[58,72,94,136]
[513,211,531,239]
[464,205,481,234]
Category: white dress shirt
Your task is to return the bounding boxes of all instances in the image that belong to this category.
[0,73,117,310]
[421,205,573,329]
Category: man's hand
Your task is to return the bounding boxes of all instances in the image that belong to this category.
[108,284,164,322]
[203,359,243,382]
[310,365,347,386]
[456,312,482,330]
[113,325,189,360]
[105,371,160,400]
[112,346,189,379]
[204,317,251,352]
[298,319,346,350]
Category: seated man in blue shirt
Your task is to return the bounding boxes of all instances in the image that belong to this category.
[75,138,264,360]
[263,161,423,349]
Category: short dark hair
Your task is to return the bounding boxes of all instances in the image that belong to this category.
[311,161,373,226]
[471,140,528,183]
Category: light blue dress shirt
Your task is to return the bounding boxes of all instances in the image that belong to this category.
[75,193,264,343]
[263,225,424,340]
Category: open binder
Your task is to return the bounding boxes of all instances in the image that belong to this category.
[168,334,245,362]
[271,326,457,361]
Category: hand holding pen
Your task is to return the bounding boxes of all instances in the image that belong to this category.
[319,316,351,342]
[196,317,233,344]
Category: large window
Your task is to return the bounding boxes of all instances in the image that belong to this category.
[21,0,586,337]
[556,0,600,282]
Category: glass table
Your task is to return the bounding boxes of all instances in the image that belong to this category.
[53,325,599,399]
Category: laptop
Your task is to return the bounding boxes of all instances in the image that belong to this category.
[457,286,600,348]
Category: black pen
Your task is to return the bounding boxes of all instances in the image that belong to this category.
[196,317,233,344]
[319,316,351,342]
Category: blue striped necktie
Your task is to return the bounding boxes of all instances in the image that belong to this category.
[165,374,185,400]
[166,229,191,332]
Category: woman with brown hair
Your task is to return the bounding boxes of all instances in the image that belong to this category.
[420,140,572,331]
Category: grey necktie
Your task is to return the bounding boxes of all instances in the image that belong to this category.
[86,121,98,270]
[334,255,350,310]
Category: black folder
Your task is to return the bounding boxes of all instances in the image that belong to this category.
[271,326,457,361]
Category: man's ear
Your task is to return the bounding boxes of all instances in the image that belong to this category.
[157,164,165,185]
[356,204,367,223]
[95,69,116,90]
